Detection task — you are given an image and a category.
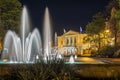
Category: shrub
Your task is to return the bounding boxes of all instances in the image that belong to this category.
[99,45,120,57]
[9,58,77,80]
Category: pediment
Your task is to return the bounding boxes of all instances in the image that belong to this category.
[63,30,79,36]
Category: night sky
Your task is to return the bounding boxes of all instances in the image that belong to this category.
[20,0,109,35]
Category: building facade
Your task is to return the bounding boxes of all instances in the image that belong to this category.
[57,30,90,56]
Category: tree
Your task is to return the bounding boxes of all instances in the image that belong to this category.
[104,0,120,54]
[105,0,120,46]
[105,0,119,17]
[109,7,118,46]
[85,12,105,53]
[0,0,21,38]
[109,6,120,48]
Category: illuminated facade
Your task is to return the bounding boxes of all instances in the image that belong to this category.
[57,30,90,56]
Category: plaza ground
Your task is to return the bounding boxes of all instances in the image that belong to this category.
[94,57,120,64]
[66,57,120,64]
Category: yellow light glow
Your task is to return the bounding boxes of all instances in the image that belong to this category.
[105,30,110,33]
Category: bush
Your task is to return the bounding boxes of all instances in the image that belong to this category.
[9,58,77,80]
[99,45,120,58]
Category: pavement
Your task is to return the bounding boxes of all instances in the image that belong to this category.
[94,57,120,64]
[66,57,120,64]
[75,57,105,64]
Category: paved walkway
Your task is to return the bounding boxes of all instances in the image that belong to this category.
[73,57,120,64]
[75,57,105,64]
[94,57,120,64]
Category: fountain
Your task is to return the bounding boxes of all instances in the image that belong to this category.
[1,6,41,63]
[74,55,77,59]
[43,7,52,59]
[69,55,75,64]
[54,32,57,46]
[43,8,52,56]
[0,6,106,65]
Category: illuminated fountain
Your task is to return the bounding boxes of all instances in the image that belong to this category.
[43,7,52,59]
[0,6,106,64]
[54,32,57,46]
[74,55,77,59]
[1,6,62,63]
[1,6,41,63]
[69,55,75,64]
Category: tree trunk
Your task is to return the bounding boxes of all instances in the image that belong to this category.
[98,34,101,54]
[114,28,117,53]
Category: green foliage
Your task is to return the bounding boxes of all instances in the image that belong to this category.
[114,9,120,30]
[86,12,105,35]
[85,12,105,53]
[0,0,21,38]
[109,7,120,46]
[99,45,120,57]
[106,0,120,46]
[83,35,92,43]
[9,59,77,80]
[105,0,119,16]
[86,22,97,35]
[99,46,115,57]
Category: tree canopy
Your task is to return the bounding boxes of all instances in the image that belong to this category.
[85,12,105,53]
[0,0,21,38]
[105,0,119,17]
[86,12,105,35]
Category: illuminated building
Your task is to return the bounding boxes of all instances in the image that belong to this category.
[57,30,90,56]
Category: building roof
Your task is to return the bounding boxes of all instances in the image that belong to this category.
[62,30,80,36]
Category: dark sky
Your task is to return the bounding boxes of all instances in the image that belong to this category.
[20,0,109,35]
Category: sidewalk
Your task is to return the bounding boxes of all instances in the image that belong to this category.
[94,58,120,64]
